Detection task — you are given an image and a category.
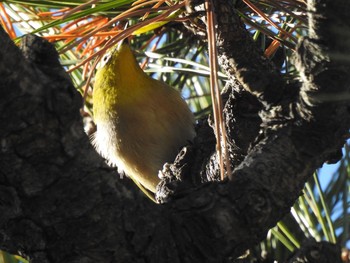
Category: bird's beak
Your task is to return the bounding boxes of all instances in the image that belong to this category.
[114,37,128,53]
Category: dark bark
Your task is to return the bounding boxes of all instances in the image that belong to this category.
[232,240,343,263]
[286,240,342,263]
[231,240,342,263]
[0,0,349,262]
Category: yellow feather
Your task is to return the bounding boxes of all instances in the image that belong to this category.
[92,43,195,194]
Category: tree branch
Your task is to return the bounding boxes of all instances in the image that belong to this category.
[0,0,349,262]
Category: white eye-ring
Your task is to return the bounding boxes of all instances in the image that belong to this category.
[99,52,112,69]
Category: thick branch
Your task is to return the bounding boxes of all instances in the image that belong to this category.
[0,0,349,262]
[185,0,286,104]
[295,0,350,120]
[159,0,350,259]
[0,31,160,262]
[212,0,286,104]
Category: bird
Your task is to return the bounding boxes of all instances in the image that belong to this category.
[92,42,195,195]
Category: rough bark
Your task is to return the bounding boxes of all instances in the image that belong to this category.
[0,0,349,262]
[232,240,342,263]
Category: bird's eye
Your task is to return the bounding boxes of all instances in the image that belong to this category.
[103,53,110,62]
[100,52,111,68]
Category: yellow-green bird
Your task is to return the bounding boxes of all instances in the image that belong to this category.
[92,43,195,194]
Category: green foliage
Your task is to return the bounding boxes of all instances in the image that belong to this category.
[256,142,350,261]
[0,251,28,263]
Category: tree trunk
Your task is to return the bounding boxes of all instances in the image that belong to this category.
[0,0,349,262]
